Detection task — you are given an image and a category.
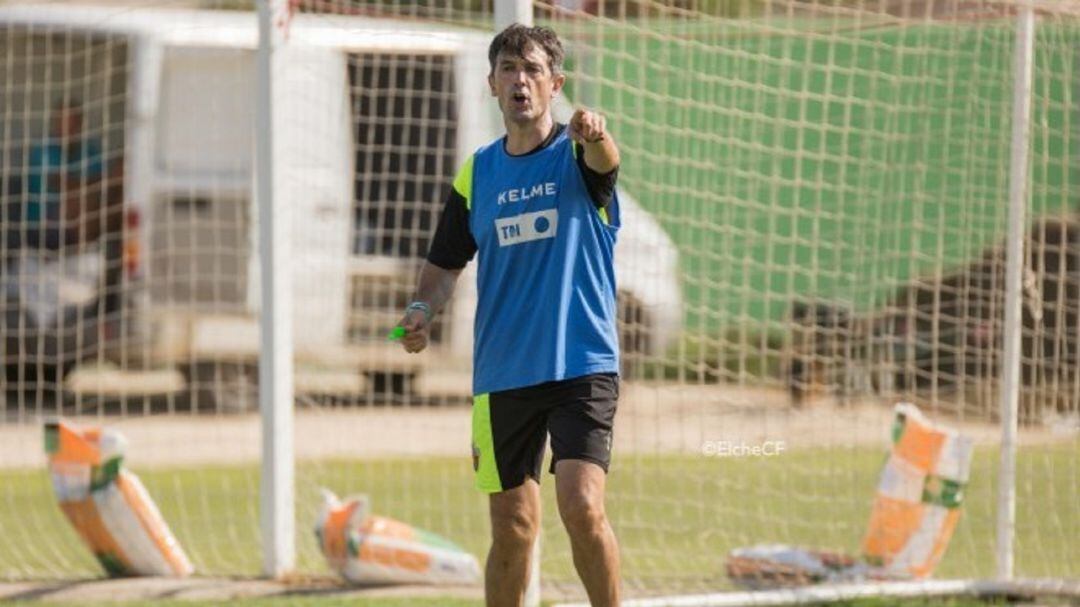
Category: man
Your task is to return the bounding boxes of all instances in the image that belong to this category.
[397,24,622,607]
[25,99,107,250]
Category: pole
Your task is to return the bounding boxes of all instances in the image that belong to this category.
[256,0,295,578]
[997,1,1035,581]
[495,0,532,32]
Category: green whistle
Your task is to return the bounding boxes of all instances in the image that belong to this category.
[387,326,406,341]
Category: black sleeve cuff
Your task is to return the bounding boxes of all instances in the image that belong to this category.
[574,142,619,209]
[426,188,477,270]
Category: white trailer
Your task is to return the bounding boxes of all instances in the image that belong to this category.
[0,4,681,406]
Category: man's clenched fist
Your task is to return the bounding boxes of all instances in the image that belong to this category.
[399,308,430,353]
[569,108,607,144]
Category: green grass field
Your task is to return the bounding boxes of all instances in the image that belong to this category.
[1,444,1075,591]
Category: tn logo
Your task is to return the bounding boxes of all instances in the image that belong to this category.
[495,209,558,247]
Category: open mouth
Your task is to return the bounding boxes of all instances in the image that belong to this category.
[512,92,530,105]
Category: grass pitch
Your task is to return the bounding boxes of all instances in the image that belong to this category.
[0,444,1075,591]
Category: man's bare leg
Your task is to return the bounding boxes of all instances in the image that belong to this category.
[486,478,541,607]
[555,460,620,606]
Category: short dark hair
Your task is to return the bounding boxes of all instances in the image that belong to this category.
[488,24,565,76]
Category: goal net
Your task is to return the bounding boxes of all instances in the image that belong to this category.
[532,0,1079,598]
[0,0,1075,602]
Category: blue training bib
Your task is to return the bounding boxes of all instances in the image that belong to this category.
[465,128,621,395]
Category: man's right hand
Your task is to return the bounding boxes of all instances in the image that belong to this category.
[399,308,430,353]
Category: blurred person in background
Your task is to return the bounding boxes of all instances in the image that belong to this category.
[2,98,126,389]
[21,98,125,250]
[24,99,108,250]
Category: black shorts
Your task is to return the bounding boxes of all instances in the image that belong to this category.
[471,373,618,493]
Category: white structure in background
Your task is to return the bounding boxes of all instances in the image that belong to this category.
[0,4,681,403]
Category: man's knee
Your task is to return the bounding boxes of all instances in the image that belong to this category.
[491,507,540,549]
[555,459,608,533]
[490,486,540,551]
[557,488,608,539]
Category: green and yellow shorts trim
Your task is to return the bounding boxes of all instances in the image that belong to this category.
[470,373,619,494]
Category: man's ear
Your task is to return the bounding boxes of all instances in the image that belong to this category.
[552,73,566,96]
[488,72,497,96]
